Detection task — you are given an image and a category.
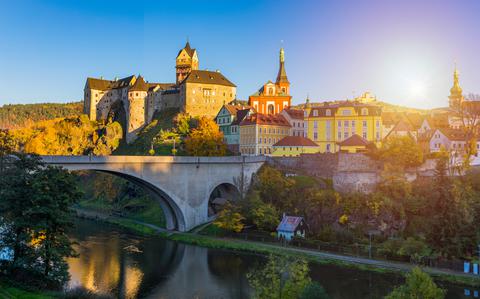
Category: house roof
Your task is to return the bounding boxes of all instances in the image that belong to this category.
[148,83,176,92]
[307,101,382,117]
[86,75,136,91]
[231,108,253,126]
[337,134,371,146]
[391,119,414,132]
[273,136,318,147]
[223,104,250,115]
[282,108,304,120]
[240,113,291,127]
[436,128,468,141]
[182,70,236,87]
[277,215,303,232]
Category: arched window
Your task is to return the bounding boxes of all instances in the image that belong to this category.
[267,104,275,114]
[268,87,273,95]
[313,110,318,117]
[361,108,368,116]
[326,109,331,116]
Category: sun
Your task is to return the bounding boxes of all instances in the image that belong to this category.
[409,80,427,99]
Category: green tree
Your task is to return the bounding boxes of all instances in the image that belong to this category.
[385,267,444,299]
[214,202,244,233]
[0,154,44,273]
[247,255,311,299]
[31,166,82,287]
[300,282,330,299]
[375,135,424,169]
[185,117,226,156]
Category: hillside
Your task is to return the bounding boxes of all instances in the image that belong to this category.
[0,102,83,129]
[113,108,181,155]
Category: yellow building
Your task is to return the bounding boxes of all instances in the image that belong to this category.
[272,136,320,156]
[239,113,291,156]
[304,95,382,153]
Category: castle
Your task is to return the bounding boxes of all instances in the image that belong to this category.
[83,42,237,142]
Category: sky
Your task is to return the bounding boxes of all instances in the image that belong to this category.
[1,0,479,109]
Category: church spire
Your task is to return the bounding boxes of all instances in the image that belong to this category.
[276,47,289,84]
[450,65,463,98]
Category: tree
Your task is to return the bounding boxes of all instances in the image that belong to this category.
[30,166,82,287]
[214,202,244,233]
[374,135,423,170]
[255,166,294,211]
[0,154,44,274]
[184,117,226,156]
[247,255,311,299]
[385,267,444,299]
[300,282,330,299]
[0,154,81,288]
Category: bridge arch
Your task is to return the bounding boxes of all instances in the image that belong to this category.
[75,169,186,231]
[207,182,241,217]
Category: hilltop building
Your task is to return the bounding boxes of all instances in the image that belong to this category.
[84,42,236,143]
[248,48,292,115]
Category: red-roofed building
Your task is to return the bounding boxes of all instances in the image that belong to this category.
[272,136,320,156]
[337,134,373,153]
[239,113,291,156]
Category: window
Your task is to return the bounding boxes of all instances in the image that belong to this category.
[313,121,318,129]
[363,132,367,139]
[326,109,331,116]
[313,110,318,117]
[268,104,274,114]
[342,109,351,116]
[363,120,367,127]
[314,132,318,141]
[351,120,356,129]
[203,89,211,96]
[259,127,262,133]
[293,122,296,127]
[338,121,342,127]
[268,87,273,95]
[344,132,348,139]
[268,138,271,144]
[376,132,380,140]
[344,121,349,127]
[259,138,262,144]
[376,120,380,128]
[338,132,342,139]
[361,108,368,116]
[326,144,331,152]
[304,111,308,117]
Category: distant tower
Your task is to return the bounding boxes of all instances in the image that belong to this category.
[276,47,290,95]
[449,65,463,108]
[176,41,199,85]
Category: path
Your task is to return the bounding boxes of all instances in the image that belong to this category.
[74,208,479,281]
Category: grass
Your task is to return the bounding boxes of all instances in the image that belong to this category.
[113,108,180,155]
[0,283,57,299]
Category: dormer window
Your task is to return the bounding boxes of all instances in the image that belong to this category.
[361,108,368,116]
[313,110,318,117]
[326,109,331,116]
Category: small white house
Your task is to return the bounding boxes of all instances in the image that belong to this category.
[276,215,307,241]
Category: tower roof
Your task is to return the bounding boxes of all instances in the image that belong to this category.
[129,76,149,92]
[177,41,196,58]
[450,66,463,98]
[276,48,289,84]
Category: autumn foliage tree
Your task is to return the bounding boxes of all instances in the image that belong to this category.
[185,116,226,156]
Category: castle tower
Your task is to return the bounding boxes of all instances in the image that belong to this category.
[176,41,199,85]
[275,47,290,95]
[449,66,463,108]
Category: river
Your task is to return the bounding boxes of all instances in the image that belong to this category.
[67,219,473,298]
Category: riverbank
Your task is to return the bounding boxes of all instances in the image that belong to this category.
[75,209,480,288]
[0,281,56,299]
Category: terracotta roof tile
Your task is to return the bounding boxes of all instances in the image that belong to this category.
[182,70,236,87]
[273,136,318,147]
[337,134,371,146]
[240,113,291,127]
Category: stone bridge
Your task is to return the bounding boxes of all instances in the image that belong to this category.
[41,156,266,232]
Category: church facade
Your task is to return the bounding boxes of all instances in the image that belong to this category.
[248,48,292,115]
[83,42,236,143]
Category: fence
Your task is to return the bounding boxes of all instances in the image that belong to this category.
[200,230,466,273]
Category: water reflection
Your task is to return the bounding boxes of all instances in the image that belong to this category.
[66,219,468,299]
